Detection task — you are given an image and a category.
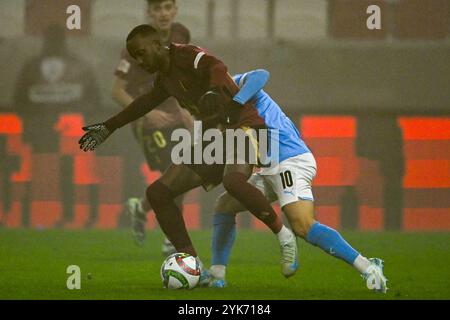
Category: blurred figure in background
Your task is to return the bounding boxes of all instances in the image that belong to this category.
[0,135,20,227]
[13,24,101,227]
[111,0,193,253]
[356,115,405,230]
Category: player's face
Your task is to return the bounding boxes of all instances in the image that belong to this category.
[147,0,178,32]
[127,35,161,73]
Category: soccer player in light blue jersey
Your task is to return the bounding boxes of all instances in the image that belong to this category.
[205,69,388,293]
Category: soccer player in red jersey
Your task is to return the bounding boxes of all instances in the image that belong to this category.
[111,0,193,253]
[79,25,297,277]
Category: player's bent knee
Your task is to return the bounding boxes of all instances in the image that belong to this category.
[214,194,233,213]
[291,218,315,239]
[146,180,174,213]
[293,227,309,239]
[283,202,316,238]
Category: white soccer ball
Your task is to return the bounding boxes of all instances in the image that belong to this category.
[160,253,201,289]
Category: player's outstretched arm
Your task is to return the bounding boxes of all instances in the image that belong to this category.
[233,69,270,105]
[79,85,169,152]
[105,85,169,130]
[197,69,270,126]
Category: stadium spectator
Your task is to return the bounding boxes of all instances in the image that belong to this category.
[356,115,405,230]
[13,24,101,227]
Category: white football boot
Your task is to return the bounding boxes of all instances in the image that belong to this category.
[161,237,177,257]
[209,277,227,288]
[196,258,212,287]
[208,266,227,288]
[126,197,146,247]
[280,229,299,278]
[362,258,388,293]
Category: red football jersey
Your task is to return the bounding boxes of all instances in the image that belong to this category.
[106,43,265,131]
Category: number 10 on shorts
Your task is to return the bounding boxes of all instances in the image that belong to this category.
[280,170,293,189]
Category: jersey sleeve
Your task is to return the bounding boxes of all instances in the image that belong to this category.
[232,74,243,87]
[114,49,134,79]
[176,45,229,89]
[105,77,170,130]
[232,69,270,105]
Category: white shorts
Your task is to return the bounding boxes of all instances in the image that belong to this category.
[249,153,317,208]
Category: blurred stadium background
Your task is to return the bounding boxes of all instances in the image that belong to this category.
[0,0,449,233]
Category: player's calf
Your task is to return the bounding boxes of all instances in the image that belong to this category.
[214,191,299,278]
[283,202,377,284]
[146,180,197,257]
[222,171,282,233]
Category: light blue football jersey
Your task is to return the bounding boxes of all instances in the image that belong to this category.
[233,70,311,164]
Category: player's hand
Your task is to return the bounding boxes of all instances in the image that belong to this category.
[198,90,226,129]
[226,100,242,124]
[78,123,112,152]
[198,90,224,118]
[198,90,242,126]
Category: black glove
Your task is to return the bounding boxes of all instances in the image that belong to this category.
[197,90,225,128]
[78,123,112,152]
[198,90,241,127]
[226,99,242,125]
[198,90,224,119]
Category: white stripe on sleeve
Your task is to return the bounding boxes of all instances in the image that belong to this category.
[238,73,248,88]
[194,52,206,69]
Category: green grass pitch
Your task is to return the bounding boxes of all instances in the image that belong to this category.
[0,229,449,300]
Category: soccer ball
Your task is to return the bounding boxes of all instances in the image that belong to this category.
[160,253,201,289]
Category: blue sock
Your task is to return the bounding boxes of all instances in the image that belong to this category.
[306,222,359,265]
[211,213,237,266]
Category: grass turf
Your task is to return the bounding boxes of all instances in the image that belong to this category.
[0,229,449,300]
